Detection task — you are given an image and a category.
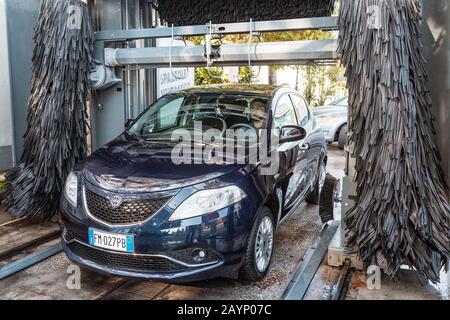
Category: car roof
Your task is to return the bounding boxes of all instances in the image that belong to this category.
[177,84,286,97]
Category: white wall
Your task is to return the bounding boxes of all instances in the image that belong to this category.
[0,0,13,148]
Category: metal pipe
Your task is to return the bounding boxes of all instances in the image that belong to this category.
[105,40,338,68]
[95,16,338,42]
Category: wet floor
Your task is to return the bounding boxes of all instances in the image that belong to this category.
[346,268,450,300]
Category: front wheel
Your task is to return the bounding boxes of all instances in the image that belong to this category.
[240,207,274,282]
[338,125,348,149]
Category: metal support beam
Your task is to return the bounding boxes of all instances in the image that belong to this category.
[95,16,338,42]
[105,40,338,68]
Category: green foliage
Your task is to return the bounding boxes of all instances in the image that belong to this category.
[263,30,333,42]
[238,66,253,84]
[195,67,226,86]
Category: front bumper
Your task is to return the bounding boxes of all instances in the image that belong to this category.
[61,233,238,282]
[60,192,256,282]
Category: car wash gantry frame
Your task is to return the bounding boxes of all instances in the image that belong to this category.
[93,16,339,69]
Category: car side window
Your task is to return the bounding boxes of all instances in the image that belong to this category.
[274,94,298,133]
[290,94,310,127]
[158,97,184,129]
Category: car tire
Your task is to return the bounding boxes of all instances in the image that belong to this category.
[240,206,274,282]
[319,174,339,224]
[306,158,327,205]
[338,124,348,149]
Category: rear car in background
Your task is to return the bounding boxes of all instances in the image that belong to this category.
[311,96,348,149]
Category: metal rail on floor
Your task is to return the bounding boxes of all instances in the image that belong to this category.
[331,259,353,300]
[281,220,339,300]
[0,230,61,262]
[0,243,62,280]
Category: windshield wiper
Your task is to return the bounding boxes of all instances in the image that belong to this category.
[146,136,219,148]
[144,137,176,143]
[125,130,146,143]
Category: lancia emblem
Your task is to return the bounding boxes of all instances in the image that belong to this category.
[109,195,123,209]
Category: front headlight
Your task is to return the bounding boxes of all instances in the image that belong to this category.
[64,172,78,207]
[169,185,246,221]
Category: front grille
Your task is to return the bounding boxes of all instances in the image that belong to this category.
[68,241,188,273]
[84,188,170,225]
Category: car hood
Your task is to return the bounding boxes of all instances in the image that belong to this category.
[76,133,245,192]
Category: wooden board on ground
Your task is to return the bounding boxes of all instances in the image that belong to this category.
[0,208,12,225]
[103,281,170,300]
[0,221,60,256]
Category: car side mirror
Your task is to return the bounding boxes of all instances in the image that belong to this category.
[124,119,134,128]
[279,125,307,144]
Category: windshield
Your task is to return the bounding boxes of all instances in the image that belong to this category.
[128,92,270,139]
[328,96,348,107]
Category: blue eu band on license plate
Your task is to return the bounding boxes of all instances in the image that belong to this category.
[88,228,135,253]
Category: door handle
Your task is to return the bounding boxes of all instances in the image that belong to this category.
[300,143,310,152]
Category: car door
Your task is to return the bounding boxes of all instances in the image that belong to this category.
[273,94,307,217]
[290,94,321,195]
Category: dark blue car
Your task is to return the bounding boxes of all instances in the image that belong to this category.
[61,84,327,283]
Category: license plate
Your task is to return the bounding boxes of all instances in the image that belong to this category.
[88,228,134,253]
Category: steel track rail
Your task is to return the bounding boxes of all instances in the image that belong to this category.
[331,259,352,300]
[0,243,63,280]
[0,230,61,262]
[281,220,339,300]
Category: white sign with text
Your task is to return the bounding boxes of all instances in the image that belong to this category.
[156,38,195,98]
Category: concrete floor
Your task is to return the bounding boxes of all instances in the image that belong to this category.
[345,269,450,300]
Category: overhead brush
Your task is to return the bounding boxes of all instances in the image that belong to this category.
[1,0,94,220]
